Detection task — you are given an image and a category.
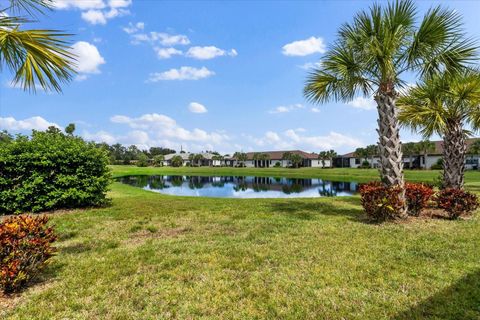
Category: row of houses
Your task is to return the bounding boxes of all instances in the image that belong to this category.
[336,139,480,170]
[161,150,330,168]
[159,138,480,169]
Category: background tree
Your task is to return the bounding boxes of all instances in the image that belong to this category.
[136,153,149,167]
[289,154,303,168]
[153,154,165,167]
[0,130,13,144]
[365,145,378,168]
[193,154,204,167]
[399,70,480,188]
[318,151,329,168]
[304,0,476,217]
[65,123,75,135]
[170,155,183,167]
[326,150,337,168]
[402,142,418,169]
[355,148,368,167]
[0,0,75,93]
[233,152,248,167]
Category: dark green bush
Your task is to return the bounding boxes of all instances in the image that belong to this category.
[0,128,111,214]
[136,153,149,167]
[430,158,443,170]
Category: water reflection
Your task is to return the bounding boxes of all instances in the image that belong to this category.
[116,175,358,198]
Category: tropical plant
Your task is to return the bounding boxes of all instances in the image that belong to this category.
[153,154,165,167]
[233,152,248,167]
[398,70,480,188]
[304,0,476,217]
[193,153,204,166]
[318,151,329,168]
[365,145,378,168]
[0,0,75,93]
[326,150,337,168]
[354,147,369,167]
[170,155,183,167]
[283,152,303,168]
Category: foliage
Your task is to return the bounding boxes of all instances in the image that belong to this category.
[233,152,248,167]
[283,152,303,168]
[136,153,149,167]
[405,183,434,216]
[0,215,57,294]
[0,128,111,214]
[435,188,479,219]
[64,123,75,135]
[431,158,444,170]
[359,160,371,169]
[274,162,281,168]
[153,155,165,167]
[359,181,405,221]
[0,130,13,144]
[170,155,183,167]
[0,0,75,92]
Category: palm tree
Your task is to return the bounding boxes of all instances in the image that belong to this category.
[365,145,378,168]
[326,150,337,168]
[398,70,480,189]
[304,0,476,216]
[0,0,75,92]
[355,147,369,167]
[233,152,248,167]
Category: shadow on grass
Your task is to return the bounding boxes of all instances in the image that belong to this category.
[268,197,365,222]
[392,270,480,319]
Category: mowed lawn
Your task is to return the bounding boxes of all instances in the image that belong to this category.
[3,166,480,319]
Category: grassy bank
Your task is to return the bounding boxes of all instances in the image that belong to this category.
[2,166,480,319]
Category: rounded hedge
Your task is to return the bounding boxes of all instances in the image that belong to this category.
[0,128,111,214]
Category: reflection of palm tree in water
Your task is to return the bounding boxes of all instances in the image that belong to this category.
[187,176,205,189]
[318,181,337,197]
[282,183,304,194]
[149,176,168,190]
[170,176,184,187]
[233,177,248,192]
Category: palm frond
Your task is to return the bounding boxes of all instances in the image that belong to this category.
[0,27,76,92]
[7,0,53,16]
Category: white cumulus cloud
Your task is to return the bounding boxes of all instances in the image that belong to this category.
[188,102,208,113]
[154,47,182,59]
[186,46,237,60]
[282,36,326,56]
[54,0,130,25]
[0,116,61,131]
[147,66,215,81]
[269,104,304,114]
[130,32,190,46]
[347,97,376,110]
[71,41,105,80]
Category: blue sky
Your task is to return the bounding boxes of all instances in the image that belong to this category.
[1,0,480,154]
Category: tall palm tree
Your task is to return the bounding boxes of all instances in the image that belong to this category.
[398,70,480,189]
[304,0,476,216]
[0,0,75,92]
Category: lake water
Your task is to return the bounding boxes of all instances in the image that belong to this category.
[116,175,358,198]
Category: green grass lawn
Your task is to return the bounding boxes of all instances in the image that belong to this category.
[3,166,480,319]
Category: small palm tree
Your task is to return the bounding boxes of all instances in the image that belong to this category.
[326,150,337,168]
[398,70,480,188]
[304,0,476,216]
[355,147,368,167]
[233,152,248,167]
[0,0,75,92]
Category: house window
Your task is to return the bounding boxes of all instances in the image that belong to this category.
[355,158,360,165]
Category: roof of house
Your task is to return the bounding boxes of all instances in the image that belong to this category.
[239,150,318,160]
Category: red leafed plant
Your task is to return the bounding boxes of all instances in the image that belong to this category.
[0,215,57,294]
[435,188,479,219]
[359,181,405,221]
[405,183,434,216]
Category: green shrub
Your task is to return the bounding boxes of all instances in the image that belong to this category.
[0,128,111,214]
[0,215,57,294]
[136,153,149,167]
[435,188,479,219]
[153,155,164,167]
[171,155,183,167]
[405,183,434,216]
[359,181,405,221]
[274,162,281,167]
[359,160,371,169]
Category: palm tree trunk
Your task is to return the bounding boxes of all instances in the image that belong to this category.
[443,119,466,189]
[375,90,407,217]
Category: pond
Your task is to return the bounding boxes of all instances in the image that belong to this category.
[116,175,358,198]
